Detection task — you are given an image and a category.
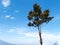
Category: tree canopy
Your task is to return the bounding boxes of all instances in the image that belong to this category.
[28,3,53,27]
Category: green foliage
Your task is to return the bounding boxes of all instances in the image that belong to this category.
[27,3,53,27]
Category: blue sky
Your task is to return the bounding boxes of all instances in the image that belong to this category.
[0,0,60,45]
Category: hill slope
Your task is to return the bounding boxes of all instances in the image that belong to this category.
[0,40,15,45]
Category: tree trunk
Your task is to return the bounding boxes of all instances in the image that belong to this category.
[38,26,42,45]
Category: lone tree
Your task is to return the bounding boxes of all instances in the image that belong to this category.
[27,4,53,45]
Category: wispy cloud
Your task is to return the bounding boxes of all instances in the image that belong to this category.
[17,32,39,38]
[6,27,60,45]
[16,31,60,45]
[5,15,15,20]
[5,15,11,18]
[2,0,10,7]
[14,10,20,13]
[7,28,16,32]
[19,32,60,45]
[10,17,15,19]
[42,33,59,45]
[7,27,28,33]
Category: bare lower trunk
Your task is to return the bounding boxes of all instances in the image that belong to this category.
[38,26,42,45]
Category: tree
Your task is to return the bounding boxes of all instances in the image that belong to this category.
[27,3,53,45]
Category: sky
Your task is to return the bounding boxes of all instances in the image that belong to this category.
[0,0,60,45]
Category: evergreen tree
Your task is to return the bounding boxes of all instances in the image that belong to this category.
[27,3,53,45]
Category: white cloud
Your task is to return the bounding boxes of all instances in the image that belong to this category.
[7,27,28,33]
[2,0,10,7]
[5,15,11,18]
[35,33,60,45]
[16,28,30,34]
[25,32,60,45]
[5,15,15,20]
[10,17,15,19]
[6,27,60,45]
[17,32,60,45]
[7,28,16,32]
[18,32,39,38]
